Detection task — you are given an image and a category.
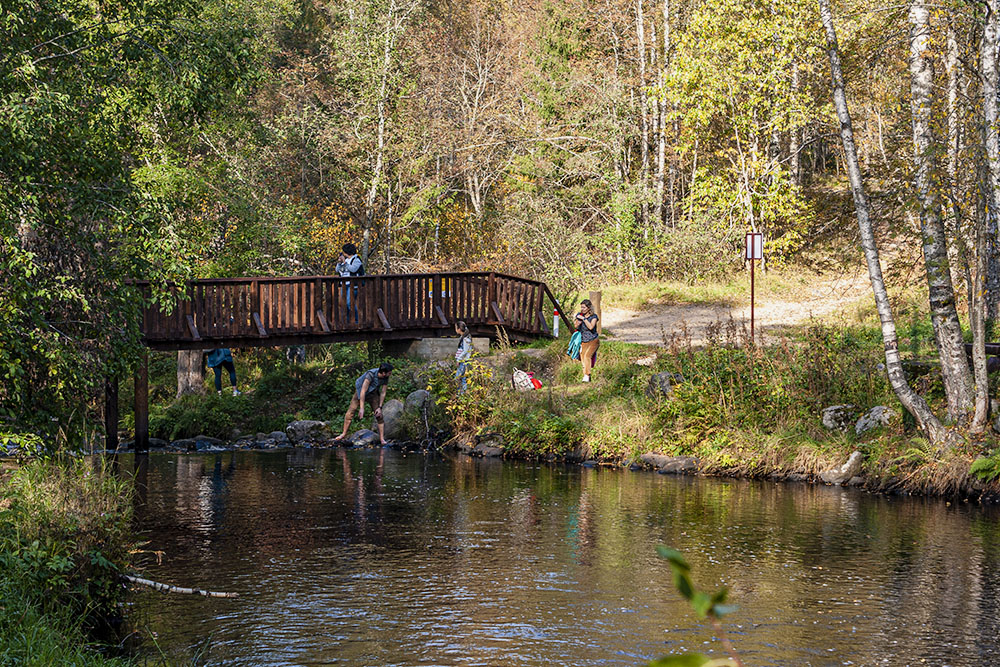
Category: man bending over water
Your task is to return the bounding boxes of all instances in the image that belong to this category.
[337,363,392,445]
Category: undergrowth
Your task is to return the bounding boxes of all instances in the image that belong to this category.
[426,320,958,480]
[0,458,135,664]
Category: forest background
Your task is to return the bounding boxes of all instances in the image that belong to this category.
[2,0,996,448]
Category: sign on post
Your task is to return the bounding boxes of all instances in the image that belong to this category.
[745,232,763,343]
[745,232,763,261]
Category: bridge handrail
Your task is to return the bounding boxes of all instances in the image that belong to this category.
[134,271,570,348]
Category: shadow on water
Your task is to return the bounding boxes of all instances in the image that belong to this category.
[118,449,1000,666]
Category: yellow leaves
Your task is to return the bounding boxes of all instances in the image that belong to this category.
[304,202,358,271]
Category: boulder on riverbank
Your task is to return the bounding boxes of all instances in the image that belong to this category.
[819,451,864,485]
[473,432,504,457]
[656,456,699,474]
[639,453,673,468]
[855,406,894,435]
[821,405,857,432]
[381,399,406,440]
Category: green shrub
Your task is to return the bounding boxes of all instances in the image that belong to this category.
[0,459,134,621]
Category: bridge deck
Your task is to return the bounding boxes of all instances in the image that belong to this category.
[137,272,571,350]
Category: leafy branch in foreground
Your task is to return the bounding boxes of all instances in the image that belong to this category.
[647,547,742,667]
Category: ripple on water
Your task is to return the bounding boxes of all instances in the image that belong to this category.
[130,450,1000,667]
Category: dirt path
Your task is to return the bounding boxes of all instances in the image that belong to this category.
[600,272,872,346]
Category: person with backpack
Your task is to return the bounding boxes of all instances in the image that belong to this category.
[336,363,393,445]
[335,243,364,323]
[574,299,599,382]
[454,321,473,394]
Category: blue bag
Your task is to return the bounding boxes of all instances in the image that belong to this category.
[566,331,582,361]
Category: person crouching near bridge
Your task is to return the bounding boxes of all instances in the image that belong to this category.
[205,348,241,396]
[337,363,393,445]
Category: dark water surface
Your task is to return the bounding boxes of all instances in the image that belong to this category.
[123,449,1000,666]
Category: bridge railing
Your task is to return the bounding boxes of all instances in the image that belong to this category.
[136,272,570,346]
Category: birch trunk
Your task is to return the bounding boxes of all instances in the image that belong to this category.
[975,0,1000,429]
[818,0,949,445]
[945,22,972,305]
[652,19,665,227]
[990,2,1000,333]
[635,0,650,230]
[790,64,800,186]
[908,1,975,423]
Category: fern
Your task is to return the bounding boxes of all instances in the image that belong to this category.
[970,452,1000,482]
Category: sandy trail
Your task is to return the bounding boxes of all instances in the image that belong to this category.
[600,272,872,346]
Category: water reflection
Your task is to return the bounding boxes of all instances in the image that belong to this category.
[126,450,1000,666]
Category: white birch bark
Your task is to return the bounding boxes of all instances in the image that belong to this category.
[817,0,949,446]
[635,0,650,230]
[908,1,975,422]
[975,0,1000,428]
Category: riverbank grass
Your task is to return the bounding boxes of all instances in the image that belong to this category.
[433,320,997,493]
[0,458,135,665]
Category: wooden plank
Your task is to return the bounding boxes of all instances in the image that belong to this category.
[488,272,496,322]
[491,301,506,324]
[186,314,201,341]
[534,285,543,333]
[377,307,391,330]
[537,309,551,335]
[332,279,342,330]
[544,284,574,331]
[253,312,268,337]
[316,309,330,333]
[251,280,260,334]
[436,305,449,326]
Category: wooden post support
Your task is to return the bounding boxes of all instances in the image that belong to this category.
[377,307,392,330]
[435,306,450,326]
[589,290,602,334]
[491,301,506,324]
[186,314,201,341]
[105,376,119,451]
[252,312,268,337]
[134,351,149,453]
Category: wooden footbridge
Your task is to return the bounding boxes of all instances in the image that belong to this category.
[112,272,571,452]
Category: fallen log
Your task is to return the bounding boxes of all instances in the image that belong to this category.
[122,574,239,598]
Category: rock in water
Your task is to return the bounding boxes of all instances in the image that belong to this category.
[819,451,864,485]
[639,453,673,468]
[380,399,406,440]
[350,429,380,447]
[657,456,699,474]
[855,406,895,435]
[821,405,857,432]
[286,420,333,445]
[268,431,290,445]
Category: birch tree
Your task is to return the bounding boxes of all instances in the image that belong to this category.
[817,0,950,446]
[907,1,975,423]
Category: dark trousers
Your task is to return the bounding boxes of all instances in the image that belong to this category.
[213,360,237,391]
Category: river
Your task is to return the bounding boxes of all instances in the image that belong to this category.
[123,449,1000,666]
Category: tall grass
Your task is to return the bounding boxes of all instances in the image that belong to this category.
[0,458,135,664]
[428,321,905,474]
